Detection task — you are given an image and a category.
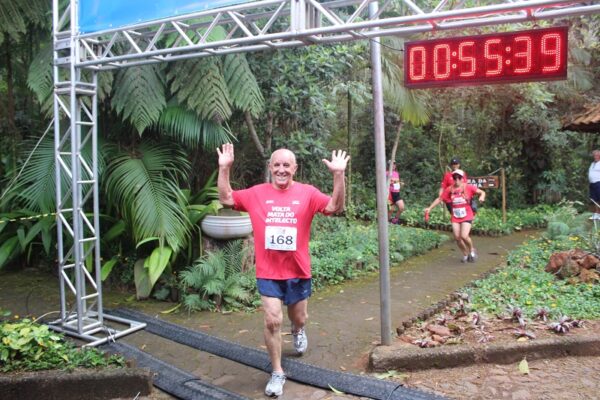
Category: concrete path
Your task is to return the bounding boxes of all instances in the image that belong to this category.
[0,231,534,399]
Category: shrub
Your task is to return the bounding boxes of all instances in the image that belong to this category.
[0,319,125,373]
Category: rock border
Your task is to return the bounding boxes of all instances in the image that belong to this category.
[370,334,600,372]
[0,367,153,400]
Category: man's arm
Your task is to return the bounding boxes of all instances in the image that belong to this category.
[322,150,350,214]
[217,143,235,207]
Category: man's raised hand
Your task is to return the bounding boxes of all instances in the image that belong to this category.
[322,150,350,173]
[217,143,235,168]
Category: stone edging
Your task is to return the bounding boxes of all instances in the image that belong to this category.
[369,335,600,372]
[0,367,153,400]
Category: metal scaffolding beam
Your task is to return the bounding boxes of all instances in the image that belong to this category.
[55,0,600,69]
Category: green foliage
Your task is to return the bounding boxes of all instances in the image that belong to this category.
[169,58,232,123]
[309,215,447,287]
[26,44,53,116]
[400,204,563,236]
[467,235,600,319]
[180,240,258,311]
[104,142,191,252]
[157,101,234,149]
[112,65,167,134]
[0,319,125,372]
[223,54,264,118]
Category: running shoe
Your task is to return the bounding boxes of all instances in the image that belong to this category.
[292,326,308,354]
[468,251,477,262]
[390,217,399,224]
[265,372,286,397]
[461,255,469,263]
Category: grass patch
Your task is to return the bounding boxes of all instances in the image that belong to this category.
[466,235,600,320]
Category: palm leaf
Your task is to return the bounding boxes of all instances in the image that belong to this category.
[104,142,191,251]
[168,58,232,123]
[223,54,264,117]
[0,0,26,43]
[157,101,234,149]
[112,64,167,134]
[27,44,53,116]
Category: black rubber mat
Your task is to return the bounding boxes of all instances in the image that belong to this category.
[109,308,446,400]
[102,341,248,400]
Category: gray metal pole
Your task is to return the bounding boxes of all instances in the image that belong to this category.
[369,1,392,346]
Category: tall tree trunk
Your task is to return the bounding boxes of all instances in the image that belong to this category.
[388,120,403,177]
[244,110,273,183]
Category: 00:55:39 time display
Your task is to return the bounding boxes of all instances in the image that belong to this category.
[404,26,568,88]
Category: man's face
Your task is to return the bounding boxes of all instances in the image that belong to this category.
[594,152,600,162]
[451,162,460,170]
[269,150,297,190]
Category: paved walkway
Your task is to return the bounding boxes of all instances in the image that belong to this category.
[0,231,535,399]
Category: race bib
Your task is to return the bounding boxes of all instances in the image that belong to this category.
[453,207,467,218]
[265,226,297,251]
[392,183,400,191]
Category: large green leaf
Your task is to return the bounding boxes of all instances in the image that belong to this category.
[223,54,264,117]
[112,64,166,134]
[168,58,232,123]
[144,246,173,287]
[0,237,20,270]
[104,142,191,251]
[133,258,152,299]
[157,101,234,149]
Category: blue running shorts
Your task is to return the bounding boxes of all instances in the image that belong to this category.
[257,278,312,305]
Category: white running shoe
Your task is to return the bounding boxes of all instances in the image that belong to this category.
[293,327,308,354]
[265,372,286,397]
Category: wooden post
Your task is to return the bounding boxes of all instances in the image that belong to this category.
[501,168,507,223]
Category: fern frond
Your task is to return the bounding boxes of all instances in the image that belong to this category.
[223,54,264,117]
[157,102,234,149]
[168,58,232,123]
[112,65,166,134]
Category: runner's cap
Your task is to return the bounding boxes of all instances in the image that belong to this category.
[452,169,465,178]
[450,157,460,165]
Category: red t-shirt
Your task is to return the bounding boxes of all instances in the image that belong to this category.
[232,182,331,279]
[441,171,468,191]
[441,184,478,223]
[387,170,400,193]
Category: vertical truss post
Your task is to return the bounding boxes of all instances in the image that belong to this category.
[51,0,145,346]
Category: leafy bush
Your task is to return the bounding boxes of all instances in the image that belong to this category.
[0,319,125,373]
[400,204,560,236]
[466,235,600,320]
[310,215,447,287]
[179,240,259,311]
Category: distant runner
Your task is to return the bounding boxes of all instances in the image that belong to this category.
[387,160,405,224]
[425,169,485,263]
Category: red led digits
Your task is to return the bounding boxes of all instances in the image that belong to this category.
[541,33,561,72]
[404,26,568,88]
[513,36,532,74]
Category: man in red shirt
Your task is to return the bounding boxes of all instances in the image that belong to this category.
[217,143,349,397]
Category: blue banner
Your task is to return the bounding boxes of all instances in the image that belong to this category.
[79,0,253,33]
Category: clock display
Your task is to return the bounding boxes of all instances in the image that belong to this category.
[404,26,568,88]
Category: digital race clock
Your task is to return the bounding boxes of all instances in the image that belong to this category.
[404,26,568,89]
